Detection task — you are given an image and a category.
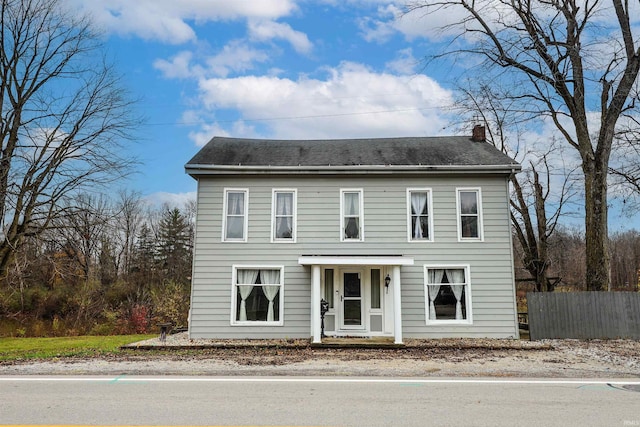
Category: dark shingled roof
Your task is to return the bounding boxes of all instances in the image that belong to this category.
[186,136,520,170]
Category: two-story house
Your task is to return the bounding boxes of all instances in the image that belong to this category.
[185,126,521,343]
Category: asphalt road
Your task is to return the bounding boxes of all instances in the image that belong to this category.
[1,376,639,426]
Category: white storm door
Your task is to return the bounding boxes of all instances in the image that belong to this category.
[340,270,365,330]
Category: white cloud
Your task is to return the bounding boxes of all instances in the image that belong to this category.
[358,4,399,43]
[153,51,198,79]
[154,41,272,80]
[205,41,271,77]
[355,1,595,43]
[144,191,197,208]
[393,3,491,42]
[385,48,418,75]
[182,111,260,146]
[395,0,640,44]
[73,1,196,44]
[189,123,230,147]
[353,2,491,45]
[67,0,299,44]
[192,61,454,141]
[248,20,313,54]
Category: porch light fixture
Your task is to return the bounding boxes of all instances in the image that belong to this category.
[384,274,391,293]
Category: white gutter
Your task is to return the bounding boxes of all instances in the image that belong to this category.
[185,164,522,176]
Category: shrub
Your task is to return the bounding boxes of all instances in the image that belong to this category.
[150,280,190,327]
[129,304,149,334]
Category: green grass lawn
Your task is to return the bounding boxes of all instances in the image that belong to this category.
[0,335,155,361]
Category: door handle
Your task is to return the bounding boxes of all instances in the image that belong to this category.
[341,295,343,302]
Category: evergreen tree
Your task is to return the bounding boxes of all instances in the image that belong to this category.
[156,207,192,283]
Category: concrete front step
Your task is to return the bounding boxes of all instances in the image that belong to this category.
[313,337,404,348]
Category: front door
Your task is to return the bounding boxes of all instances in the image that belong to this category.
[340,270,364,330]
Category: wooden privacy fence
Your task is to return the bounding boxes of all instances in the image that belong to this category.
[527,292,640,340]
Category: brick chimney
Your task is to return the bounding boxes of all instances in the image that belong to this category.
[471,124,486,142]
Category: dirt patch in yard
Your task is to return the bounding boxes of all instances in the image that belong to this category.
[1,334,638,378]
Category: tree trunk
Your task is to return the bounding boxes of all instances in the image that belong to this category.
[0,244,14,279]
[583,159,610,291]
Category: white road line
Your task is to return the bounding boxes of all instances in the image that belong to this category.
[1,376,639,385]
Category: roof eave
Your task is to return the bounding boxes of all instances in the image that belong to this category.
[185,164,522,177]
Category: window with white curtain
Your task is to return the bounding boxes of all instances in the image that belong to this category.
[232,266,284,325]
[456,188,483,240]
[223,189,248,242]
[407,189,433,241]
[272,189,296,241]
[341,189,363,241]
[424,265,471,324]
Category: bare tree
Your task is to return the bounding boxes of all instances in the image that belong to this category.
[455,84,576,291]
[408,0,640,290]
[511,156,573,291]
[609,126,640,211]
[113,190,144,276]
[609,229,640,290]
[49,193,113,281]
[547,226,587,289]
[0,0,138,276]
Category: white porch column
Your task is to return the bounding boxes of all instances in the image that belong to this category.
[392,265,403,344]
[311,265,322,343]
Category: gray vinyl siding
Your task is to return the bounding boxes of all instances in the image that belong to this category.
[189,174,518,339]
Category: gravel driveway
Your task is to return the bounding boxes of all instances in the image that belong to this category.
[1,333,639,378]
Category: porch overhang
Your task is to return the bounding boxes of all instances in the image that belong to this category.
[300,256,412,346]
[298,255,414,266]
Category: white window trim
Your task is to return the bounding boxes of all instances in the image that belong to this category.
[456,187,484,242]
[321,267,336,313]
[424,264,473,325]
[406,188,434,242]
[271,189,297,243]
[230,264,285,326]
[222,188,249,243]
[369,267,383,313]
[340,188,364,242]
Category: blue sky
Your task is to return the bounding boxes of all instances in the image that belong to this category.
[64,0,639,230]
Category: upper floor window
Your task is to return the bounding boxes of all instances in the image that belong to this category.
[340,189,364,241]
[457,188,483,241]
[272,189,297,242]
[407,188,433,241]
[223,189,248,242]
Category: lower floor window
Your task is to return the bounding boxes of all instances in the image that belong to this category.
[234,267,283,324]
[425,266,470,322]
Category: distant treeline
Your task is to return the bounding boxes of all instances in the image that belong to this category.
[514,226,640,294]
[0,192,193,337]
